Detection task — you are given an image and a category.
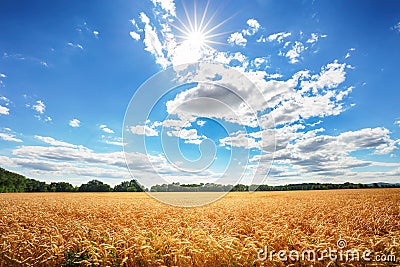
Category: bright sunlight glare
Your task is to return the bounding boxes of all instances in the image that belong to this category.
[172,1,231,50]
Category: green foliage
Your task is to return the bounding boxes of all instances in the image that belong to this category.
[113,179,144,192]
[78,180,111,192]
[1,167,399,193]
[49,182,77,192]
[150,181,400,192]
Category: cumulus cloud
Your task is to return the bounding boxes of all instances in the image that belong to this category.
[124,2,400,184]
[167,128,206,144]
[285,41,306,64]
[93,30,99,38]
[300,60,348,92]
[219,130,261,149]
[69,119,81,127]
[242,19,260,36]
[130,124,158,136]
[227,32,247,47]
[129,31,141,41]
[32,100,46,114]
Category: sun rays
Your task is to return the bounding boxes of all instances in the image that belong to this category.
[171,1,232,51]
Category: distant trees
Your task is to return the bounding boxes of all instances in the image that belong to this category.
[149,182,400,192]
[1,167,400,193]
[0,168,49,192]
[78,180,111,192]
[49,182,77,192]
[113,179,144,192]
[150,182,234,192]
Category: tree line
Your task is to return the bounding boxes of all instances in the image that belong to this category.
[1,167,399,193]
[149,181,400,192]
[0,168,144,193]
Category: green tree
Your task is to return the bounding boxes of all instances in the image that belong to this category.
[78,180,111,192]
[114,179,144,192]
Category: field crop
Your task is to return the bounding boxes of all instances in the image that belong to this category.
[0,189,399,266]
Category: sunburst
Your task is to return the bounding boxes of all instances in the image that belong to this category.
[172,1,232,50]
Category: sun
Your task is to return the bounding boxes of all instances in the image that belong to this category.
[172,1,231,50]
[185,30,207,47]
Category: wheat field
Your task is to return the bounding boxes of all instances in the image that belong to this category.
[0,189,399,266]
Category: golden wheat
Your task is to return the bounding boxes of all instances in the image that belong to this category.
[0,189,399,266]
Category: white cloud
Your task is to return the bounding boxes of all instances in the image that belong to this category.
[345,48,355,59]
[300,60,348,92]
[130,125,158,136]
[197,120,206,127]
[0,132,22,143]
[35,135,77,148]
[0,105,9,115]
[102,136,124,146]
[306,33,327,44]
[219,131,261,149]
[167,128,206,144]
[162,119,191,129]
[150,0,176,17]
[392,22,400,32]
[395,120,400,126]
[252,57,268,69]
[130,31,141,41]
[125,4,400,184]
[227,32,247,47]
[67,42,84,50]
[262,32,291,43]
[139,12,169,68]
[69,119,81,128]
[242,19,260,36]
[247,126,400,182]
[100,124,115,134]
[285,41,305,64]
[32,100,46,114]
[0,73,6,78]
[93,30,99,38]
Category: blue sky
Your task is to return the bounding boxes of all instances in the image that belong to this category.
[0,0,400,187]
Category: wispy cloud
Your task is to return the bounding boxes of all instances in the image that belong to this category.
[0,105,9,115]
[306,33,327,44]
[67,42,84,50]
[391,21,400,32]
[69,118,81,127]
[100,124,115,134]
[0,132,22,143]
[258,32,291,43]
